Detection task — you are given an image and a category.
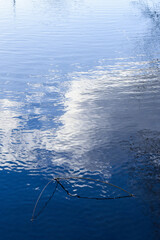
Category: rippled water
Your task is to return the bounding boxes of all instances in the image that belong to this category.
[0,0,160,239]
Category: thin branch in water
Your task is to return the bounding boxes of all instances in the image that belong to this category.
[31,179,58,221]
[31,177,134,221]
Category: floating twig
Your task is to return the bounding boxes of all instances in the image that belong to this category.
[31,177,134,221]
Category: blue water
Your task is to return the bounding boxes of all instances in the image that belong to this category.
[0,0,160,239]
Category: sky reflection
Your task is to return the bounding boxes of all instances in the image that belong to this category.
[0,58,160,177]
[0,1,160,239]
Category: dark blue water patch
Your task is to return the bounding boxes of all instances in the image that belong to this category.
[121,130,160,238]
[24,116,43,130]
[23,113,63,131]
[0,169,154,240]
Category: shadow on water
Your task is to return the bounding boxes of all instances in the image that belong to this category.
[134,0,160,22]
[125,129,160,237]
[13,0,16,15]
[133,1,160,59]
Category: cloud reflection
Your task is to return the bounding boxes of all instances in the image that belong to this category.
[0,59,160,177]
[0,99,21,131]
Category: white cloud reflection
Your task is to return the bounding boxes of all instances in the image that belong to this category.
[0,59,160,174]
[0,99,21,131]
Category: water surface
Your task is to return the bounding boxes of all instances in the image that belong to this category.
[0,0,160,239]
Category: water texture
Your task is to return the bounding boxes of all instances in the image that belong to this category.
[0,0,160,239]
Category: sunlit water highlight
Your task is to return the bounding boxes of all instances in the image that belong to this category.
[0,0,160,239]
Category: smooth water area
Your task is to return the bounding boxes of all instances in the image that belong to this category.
[0,0,160,239]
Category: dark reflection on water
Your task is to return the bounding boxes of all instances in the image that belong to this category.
[0,0,160,239]
[134,0,160,59]
[126,129,160,238]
